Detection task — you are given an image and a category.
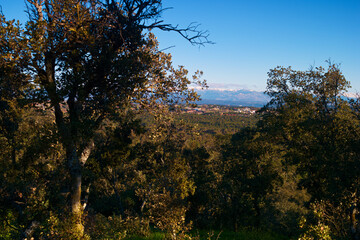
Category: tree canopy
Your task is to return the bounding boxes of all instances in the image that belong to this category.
[1,1,360,240]
[1,0,208,237]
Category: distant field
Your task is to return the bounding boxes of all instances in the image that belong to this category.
[177,112,259,135]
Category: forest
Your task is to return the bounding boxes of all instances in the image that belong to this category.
[1,0,360,239]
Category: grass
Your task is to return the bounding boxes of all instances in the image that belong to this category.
[125,231,165,240]
[194,229,288,240]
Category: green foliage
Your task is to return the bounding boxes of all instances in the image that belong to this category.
[177,112,258,135]
[133,120,196,239]
[0,210,20,240]
[128,232,166,240]
[86,214,150,240]
[121,229,287,240]
[298,202,334,240]
[260,62,360,238]
[1,0,207,238]
[39,212,90,240]
[2,1,360,237]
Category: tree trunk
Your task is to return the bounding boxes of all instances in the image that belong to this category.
[11,138,16,166]
[67,147,84,235]
[51,103,85,233]
[253,197,261,228]
[44,57,86,234]
[67,140,94,235]
[43,47,96,237]
[350,203,360,240]
[70,166,82,214]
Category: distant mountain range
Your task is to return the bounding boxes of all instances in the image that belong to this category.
[195,88,270,107]
[194,88,358,107]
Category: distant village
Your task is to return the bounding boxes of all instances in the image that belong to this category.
[180,104,259,115]
[32,102,259,117]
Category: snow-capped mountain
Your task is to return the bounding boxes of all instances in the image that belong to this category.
[193,87,358,107]
[195,88,270,107]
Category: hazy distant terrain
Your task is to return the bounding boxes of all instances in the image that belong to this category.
[196,88,357,107]
[196,88,270,107]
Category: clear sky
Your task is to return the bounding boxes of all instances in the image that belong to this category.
[1,0,359,92]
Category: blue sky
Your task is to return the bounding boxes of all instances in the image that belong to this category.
[1,0,359,92]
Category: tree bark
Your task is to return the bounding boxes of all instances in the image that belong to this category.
[66,147,84,235]
[350,203,360,240]
[43,52,86,235]
[68,148,82,213]
[68,140,94,234]
[11,137,16,166]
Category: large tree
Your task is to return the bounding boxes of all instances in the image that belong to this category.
[261,63,360,239]
[0,0,208,235]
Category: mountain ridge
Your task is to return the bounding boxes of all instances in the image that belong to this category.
[195,88,270,107]
[194,87,358,107]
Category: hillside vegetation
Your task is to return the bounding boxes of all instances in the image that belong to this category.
[1,1,360,239]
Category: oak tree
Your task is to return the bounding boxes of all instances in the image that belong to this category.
[1,0,208,235]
